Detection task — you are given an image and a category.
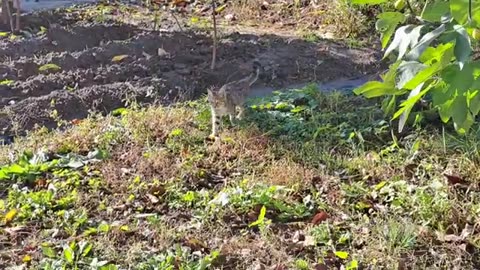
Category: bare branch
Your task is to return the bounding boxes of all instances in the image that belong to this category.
[211,0,217,70]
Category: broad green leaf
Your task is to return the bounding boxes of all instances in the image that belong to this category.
[334,251,349,259]
[63,245,75,264]
[347,260,359,270]
[385,25,423,60]
[451,94,469,129]
[353,81,402,98]
[441,64,474,94]
[404,44,454,90]
[397,61,427,89]
[394,83,432,132]
[450,0,480,27]
[439,97,455,123]
[376,12,406,49]
[431,81,453,107]
[419,43,455,64]
[403,64,439,90]
[42,246,56,258]
[421,1,451,22]
[454,111,474,134]
[406,24,446,61]
[7,164,26,174]
[453,25,472,69]
[467,90,480,115]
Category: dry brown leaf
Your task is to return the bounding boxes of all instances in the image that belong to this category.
[444,173,467,185]
[35,178,48,189]
[70,119,82,125]
[404,163,417,178]
[311,211,328,225]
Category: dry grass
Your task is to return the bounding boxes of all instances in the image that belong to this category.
[1,90,480,269]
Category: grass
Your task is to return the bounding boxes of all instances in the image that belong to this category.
[1,84,480,269]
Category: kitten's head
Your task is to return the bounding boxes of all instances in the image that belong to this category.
[207,87,225,106]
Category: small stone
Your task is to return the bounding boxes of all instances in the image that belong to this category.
[225,13,236,21]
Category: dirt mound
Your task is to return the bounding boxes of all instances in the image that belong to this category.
[0,8,381,137]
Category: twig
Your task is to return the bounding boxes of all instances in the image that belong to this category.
[5,0,14,33]
[14,0,20,32]
[468,0,473,23]
[211,0,217,70]
[153,10,159,31]
[405,0,416,17]
[170,11,183,32]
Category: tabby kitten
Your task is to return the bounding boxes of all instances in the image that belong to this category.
[207,61,262,138]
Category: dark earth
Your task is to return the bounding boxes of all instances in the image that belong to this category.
[0,5,382,138]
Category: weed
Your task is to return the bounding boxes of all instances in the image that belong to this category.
[1,85,480,268]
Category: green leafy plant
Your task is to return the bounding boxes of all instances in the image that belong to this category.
[40,240,117,270]
[352,0,480,134]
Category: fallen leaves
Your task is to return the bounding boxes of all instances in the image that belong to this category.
[444,173,468,186]
[311,211,328,225]
[111,54,129,62]
[4,209,18,225]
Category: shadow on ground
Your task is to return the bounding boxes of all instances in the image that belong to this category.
[0,7,382,136]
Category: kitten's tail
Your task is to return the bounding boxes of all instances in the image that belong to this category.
[248,61,262,86]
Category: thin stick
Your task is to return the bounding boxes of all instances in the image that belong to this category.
[5,0,14,33]
[170,12,183,32]
[1,0,6,25]
[468,0,473,23]
[210,0,217,70]
[14,0,19,32]
[405,0,416,16]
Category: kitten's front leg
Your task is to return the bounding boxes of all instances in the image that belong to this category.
[210,109,221,138]
[236,106,245,120]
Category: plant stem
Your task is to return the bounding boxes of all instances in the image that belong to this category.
[405,0,416,17]
[468,0,472,23]
[14,0,19,32]
[211,0,217,70]
[5,0,14,33]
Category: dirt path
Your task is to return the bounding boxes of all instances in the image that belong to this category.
[0,5,382,137]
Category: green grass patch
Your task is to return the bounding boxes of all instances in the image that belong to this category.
[1,85,480,269]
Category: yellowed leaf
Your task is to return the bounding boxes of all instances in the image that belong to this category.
[22,255,32,263]
[215,4,227,13]
[4,209,18,224]
[111,54,129,62]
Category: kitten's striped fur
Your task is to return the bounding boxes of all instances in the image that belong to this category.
[207,61,262,138]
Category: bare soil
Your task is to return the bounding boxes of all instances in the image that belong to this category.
[0,6,382,136]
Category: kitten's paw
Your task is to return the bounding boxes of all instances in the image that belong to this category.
[206,134,219,142]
